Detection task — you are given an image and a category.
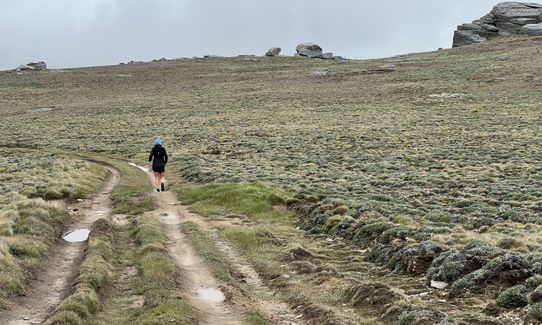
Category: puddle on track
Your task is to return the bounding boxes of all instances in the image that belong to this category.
[197,287,225,304]
[63,229,91,242]
[95,208,110,216]
[161,212,178,220]
[128,162,150,173]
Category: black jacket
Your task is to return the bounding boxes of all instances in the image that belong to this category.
[149,145,168,168]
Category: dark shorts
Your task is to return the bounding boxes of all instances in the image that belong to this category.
[152,165,165,173]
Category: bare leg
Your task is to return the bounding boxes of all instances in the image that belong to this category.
[160,173,165,191]
[154,172,161,190]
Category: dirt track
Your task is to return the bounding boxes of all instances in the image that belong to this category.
[141,167,298,325]
[0,166,119,325]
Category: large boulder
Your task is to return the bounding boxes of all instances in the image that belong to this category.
[296,43,323,58]
[453,2,542,47]
[17,61,47,71]
[266,47,281,57]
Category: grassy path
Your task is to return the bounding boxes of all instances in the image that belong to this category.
[0,165,119,325]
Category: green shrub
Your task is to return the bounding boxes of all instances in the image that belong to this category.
[526,302,542,322]
[397,311,416,325]
[497,237,517,250]
[496,285,529,309]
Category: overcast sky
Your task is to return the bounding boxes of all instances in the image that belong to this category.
[0,0,502,70]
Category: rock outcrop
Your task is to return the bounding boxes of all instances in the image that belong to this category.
[266,47,281,57]
[16,61,47,71]
[453,2,542,47]
[296,43,323,58]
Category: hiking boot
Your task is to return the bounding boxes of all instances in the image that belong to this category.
[156,188,160,192]
[161,182,165,192]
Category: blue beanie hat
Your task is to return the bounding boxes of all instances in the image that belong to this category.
[154,137,162,145]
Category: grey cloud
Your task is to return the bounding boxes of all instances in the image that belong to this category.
[0,0,501,70]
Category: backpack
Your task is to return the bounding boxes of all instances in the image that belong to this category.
[155,146,167,160]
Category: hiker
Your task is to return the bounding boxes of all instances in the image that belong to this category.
[149,137,168,192]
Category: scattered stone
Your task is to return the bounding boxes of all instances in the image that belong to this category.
[453,2,542,47]
[312,68,330,77]
[237,55,259,62]
[28,107,54,113]
[266,47,281,57]
[381,63,396,71]
[430,280,449,289]
[296,43,323,58]
[16,61,47,71]
[428,93,464,99]
[203,55,225,59]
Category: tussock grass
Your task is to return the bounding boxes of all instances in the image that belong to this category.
[0,149,107,307]
[181,183,371,323]
[181,182,288,218]
[181,221,236,283]
[131,217,193,325]
[181,182,293,229]
[46,219,115,325]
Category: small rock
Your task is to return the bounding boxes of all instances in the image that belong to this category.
[381,63,396,70]
[312,68,330,77]
[431,280,449,289]
[266,47,281,57]
[322,52,334,59]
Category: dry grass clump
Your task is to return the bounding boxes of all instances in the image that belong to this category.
[0,150,106,307]
[46,219,115,325]
[131,217,194,325]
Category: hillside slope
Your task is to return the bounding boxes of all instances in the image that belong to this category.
[1,36,542,324]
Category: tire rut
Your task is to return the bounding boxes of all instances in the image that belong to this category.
[0,165,119,325]
[133,162,299,325]
[150,190,241,325]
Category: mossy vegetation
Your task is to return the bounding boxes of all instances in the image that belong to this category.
[243,310,268,325]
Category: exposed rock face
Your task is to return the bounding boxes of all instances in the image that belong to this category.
[17,61,47,71]
[266,47,281,56]
[296,43,323,58]
[453,2,542,47]
[521,23,542,34]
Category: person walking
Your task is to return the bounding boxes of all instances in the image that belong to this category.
[148,137,168,192]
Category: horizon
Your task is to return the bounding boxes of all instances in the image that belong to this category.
[1,0,505,70]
